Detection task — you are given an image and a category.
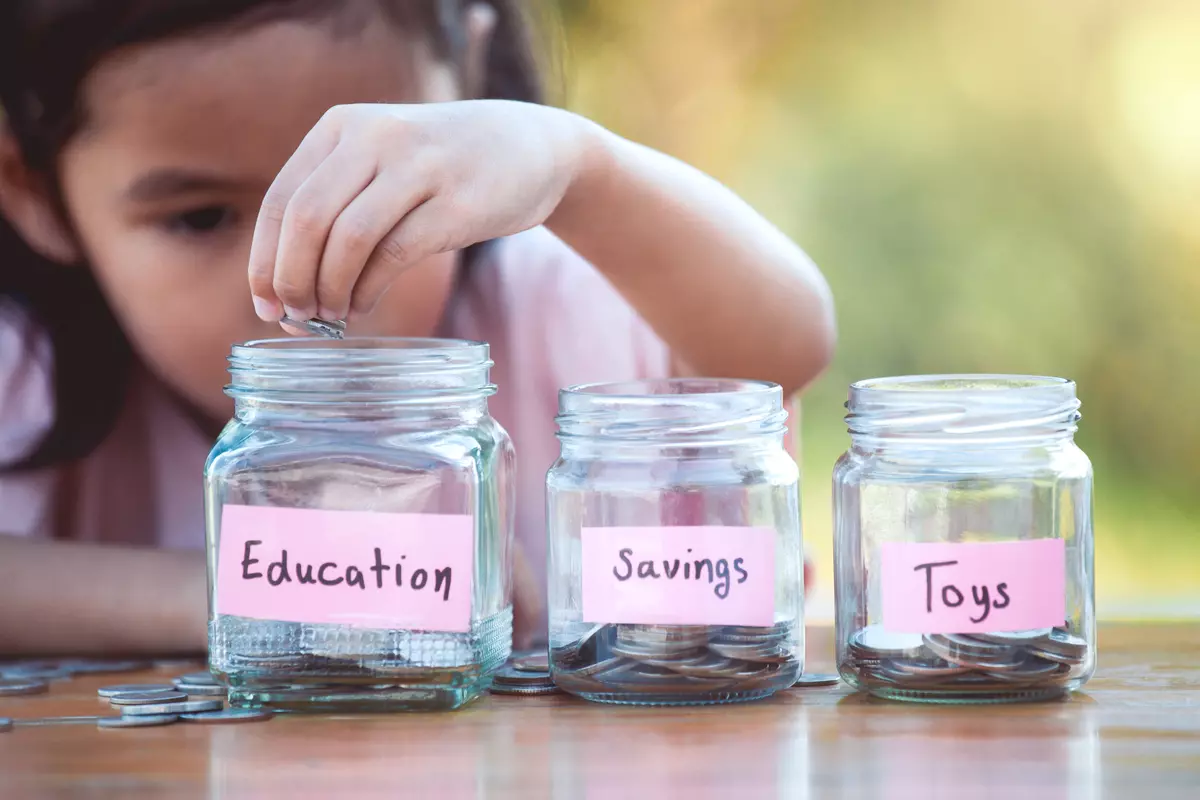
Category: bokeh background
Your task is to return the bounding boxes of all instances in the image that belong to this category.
[551,0,1199,621]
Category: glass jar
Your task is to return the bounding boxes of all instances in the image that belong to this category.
[833,375,1095,703]
[204,338,514,711]
[547,379,804,705]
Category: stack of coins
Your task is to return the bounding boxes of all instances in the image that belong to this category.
[551,621,800,699]
[844,625,1088,696]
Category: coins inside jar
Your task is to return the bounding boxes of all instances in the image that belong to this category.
[551,621,800,701]
[844,625,1087,695]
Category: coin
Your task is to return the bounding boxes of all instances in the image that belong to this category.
[2,666,74,681]
[122,699,224,716]
[98,714,180,729]
[791,673,841,688]
[281,315,346,339]
[175,672,219,686]
[60,659,150,675]
[1027,630,1088,665]
[110,691,191,706]
[850,626,926,658]
[179,708,275,724]
[0,718,12,733]
[98,684,177,698]
[14,716,103,726]
[0,679,50,697]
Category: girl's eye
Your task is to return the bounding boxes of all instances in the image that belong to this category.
[165,206,237,235]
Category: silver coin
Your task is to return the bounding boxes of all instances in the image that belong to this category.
[281,315,346,339]
[562,656,630,679]
[174,683,228,696]
[884,658,971,678]
[610,642,705,662]
[1028,630,1088,662]
[973,629,1053,645]
[122,699,224,716]
[60,659,150,675]
[2,666,74,681]
[98,714,180,729]
[110,691,191,706]
[0,717,12,733]
[490,683,562,696]
[850,626,926,658]
[927,634,1015,656]
[179,708,275,724]
[0,678,50,697]
[512,653,549,673]
[15,716,103,726]
[791,673,840,688]
[175,671,219,686]
[98,684,177,698]
[983,660,1067,683]
[707,642,793,664]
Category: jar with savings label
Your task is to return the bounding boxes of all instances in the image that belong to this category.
[204,338,514,711]
[547,379,805,705]
[834,375,1095,703]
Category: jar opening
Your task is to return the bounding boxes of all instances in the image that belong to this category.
[847,374,1080,445]
[557,378,786,444]
[226,337,494,404]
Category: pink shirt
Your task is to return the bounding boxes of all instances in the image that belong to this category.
[0,228,671,586]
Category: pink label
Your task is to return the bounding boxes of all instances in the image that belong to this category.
[216,505,474,633]
[580,526,776,626]
[880,539,1066,634]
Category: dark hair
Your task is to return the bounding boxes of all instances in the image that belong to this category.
[0,0,544,471]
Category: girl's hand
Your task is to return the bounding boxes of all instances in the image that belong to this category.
[248,101,590,323]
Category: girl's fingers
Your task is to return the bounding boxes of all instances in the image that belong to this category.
[315,177,430,321]
[247,118,341,320]
[271,145,377,320]
[350,199,461,317]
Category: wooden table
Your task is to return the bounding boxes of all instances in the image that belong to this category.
[2,624,1198,798]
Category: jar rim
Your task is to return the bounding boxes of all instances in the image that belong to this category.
[563,377,780,400]
[851,374,1074,395]
[232,337,488,364]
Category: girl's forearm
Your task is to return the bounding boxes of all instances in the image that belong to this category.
[547,119,836,396]
[0,536,207,655]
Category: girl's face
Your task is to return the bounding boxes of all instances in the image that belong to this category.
[51,18,464,424]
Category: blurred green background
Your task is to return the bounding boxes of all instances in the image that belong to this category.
[552,0,1199,621]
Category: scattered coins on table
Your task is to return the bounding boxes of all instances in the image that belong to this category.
[551,621,801,698]
[844,625,1086,694]
[0,678,50,697]
[280,315,346,339]
[0,658,278,731]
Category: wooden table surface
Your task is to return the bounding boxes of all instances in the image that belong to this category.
[2,624,1198,798]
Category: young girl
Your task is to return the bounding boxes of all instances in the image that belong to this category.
[0,0,834,654]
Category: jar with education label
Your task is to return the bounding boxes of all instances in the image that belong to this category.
[547,379,805,705]
[204,338,514,711]
[833,375,1095,703]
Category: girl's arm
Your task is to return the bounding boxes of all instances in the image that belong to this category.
[247,101,835,393]
[547,124,835,395]
[0,536,207,655]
